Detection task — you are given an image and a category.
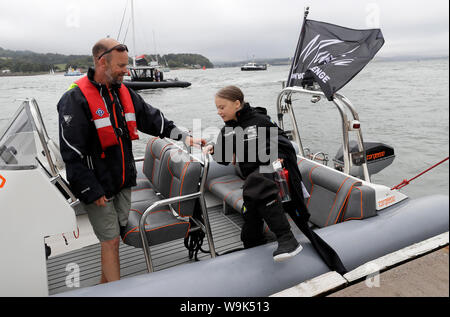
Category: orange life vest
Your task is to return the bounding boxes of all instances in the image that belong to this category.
[75,76,139,150]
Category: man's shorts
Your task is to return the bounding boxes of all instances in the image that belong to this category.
[83,188,131,242]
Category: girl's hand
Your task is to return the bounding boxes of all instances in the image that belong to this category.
[185,136,207,148]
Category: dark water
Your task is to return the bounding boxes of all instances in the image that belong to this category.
[0,59,448,199]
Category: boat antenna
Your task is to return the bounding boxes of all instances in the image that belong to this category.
[131,0,137,67]
[286,6,310,87]
[153,29,159,64]
[117,0,128,41]
[122,17,131,44]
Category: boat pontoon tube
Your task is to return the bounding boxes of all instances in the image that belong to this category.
[59,195,448,297]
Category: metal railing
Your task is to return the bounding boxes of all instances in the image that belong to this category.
[27,99,80,208]
[138,149,216,273]
[276,86,371,182]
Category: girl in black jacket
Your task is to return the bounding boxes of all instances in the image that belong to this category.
[205,86,347,271]
[205,86,303,262]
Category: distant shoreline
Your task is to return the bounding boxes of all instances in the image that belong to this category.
[1,56,448,77]
[0,71,56,77]
[212,55,449,67]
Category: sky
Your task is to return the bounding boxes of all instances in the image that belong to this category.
[0,0,448,62]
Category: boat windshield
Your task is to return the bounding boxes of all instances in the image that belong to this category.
[129,67,155,80]
[0,105,38,170]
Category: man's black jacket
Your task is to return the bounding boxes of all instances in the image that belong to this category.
[57,68,186,204]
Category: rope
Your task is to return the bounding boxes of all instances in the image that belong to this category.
[391,157,449,190]
[73,226,80,239]
[184,230,208,261]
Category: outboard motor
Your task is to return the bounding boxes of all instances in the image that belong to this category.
[333,141,395,178]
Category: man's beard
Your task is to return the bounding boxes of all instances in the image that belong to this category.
[105,69,123,86]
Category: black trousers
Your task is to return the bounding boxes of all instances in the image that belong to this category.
[241,170,293,248]
[242,169,347,274]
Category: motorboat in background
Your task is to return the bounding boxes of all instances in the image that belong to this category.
[63,67,83,76]
[118,1,189,90]
[123,55,191,90]
[241,62,268,71]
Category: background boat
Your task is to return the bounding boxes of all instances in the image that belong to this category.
[64,67,83,76]
[241,62,267,71]
[124,59,191,90]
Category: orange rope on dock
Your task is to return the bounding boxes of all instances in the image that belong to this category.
[391,157,449,190]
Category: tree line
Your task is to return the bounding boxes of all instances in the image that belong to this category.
[0,47,213,74]
[145,53,214,69]
[0,47,93,73]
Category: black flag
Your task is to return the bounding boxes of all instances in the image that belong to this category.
[287,19,385,100]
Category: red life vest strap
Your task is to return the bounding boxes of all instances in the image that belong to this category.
[117,84,139,140]
[76,76,118,150]
[75,76,139,150]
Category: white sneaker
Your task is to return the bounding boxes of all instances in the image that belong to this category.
[273,241,303,263]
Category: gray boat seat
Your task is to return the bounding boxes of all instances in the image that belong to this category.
[206,157,304,215]
[207,155,376,228]
[297,158,377,227]
[206,140,301,214]
[123,137,202,248]
[122,200,191,248]
[207,173,245,213]
[135,161,152,190]
[133,135,175,192]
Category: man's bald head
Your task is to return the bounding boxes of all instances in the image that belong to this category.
[92,38,121,63]
[91,38,129,86]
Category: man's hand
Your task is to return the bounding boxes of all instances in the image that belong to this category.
[94,195,108,207]
[203,144,214,155]
[185,136,206,148]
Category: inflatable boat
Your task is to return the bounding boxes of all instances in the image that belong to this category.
[0,11,447,297]
[0,83,447,297]
[123,65,191,91]
[123,78,191,90]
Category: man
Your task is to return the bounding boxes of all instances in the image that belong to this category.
[57,38,204,284]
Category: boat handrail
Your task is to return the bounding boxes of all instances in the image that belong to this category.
[27,98,80,207]
[276,86,371,182]
[138,150,215,272]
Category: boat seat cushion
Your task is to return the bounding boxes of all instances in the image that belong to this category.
[143,137,176,191]
[206,156,304,214]
[157,148,202,217]
[131,187,159,204]
[207,174,245,213]
[207,156,376,228]
[124,137,203,249]
[297,158,376,227]
[135,160,152,190]
[122,200,190,248]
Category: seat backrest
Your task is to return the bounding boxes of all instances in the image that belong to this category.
[297,158,376,227]
[143,137,175,190]
[158,148,202,217]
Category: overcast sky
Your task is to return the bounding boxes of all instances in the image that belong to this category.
[0,0,448,62]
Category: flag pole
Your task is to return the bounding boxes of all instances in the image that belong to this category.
[286,6,310,87]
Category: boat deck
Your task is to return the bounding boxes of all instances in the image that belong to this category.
[46,205,245,295]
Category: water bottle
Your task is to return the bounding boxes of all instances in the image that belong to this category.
[273,160,291,203]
